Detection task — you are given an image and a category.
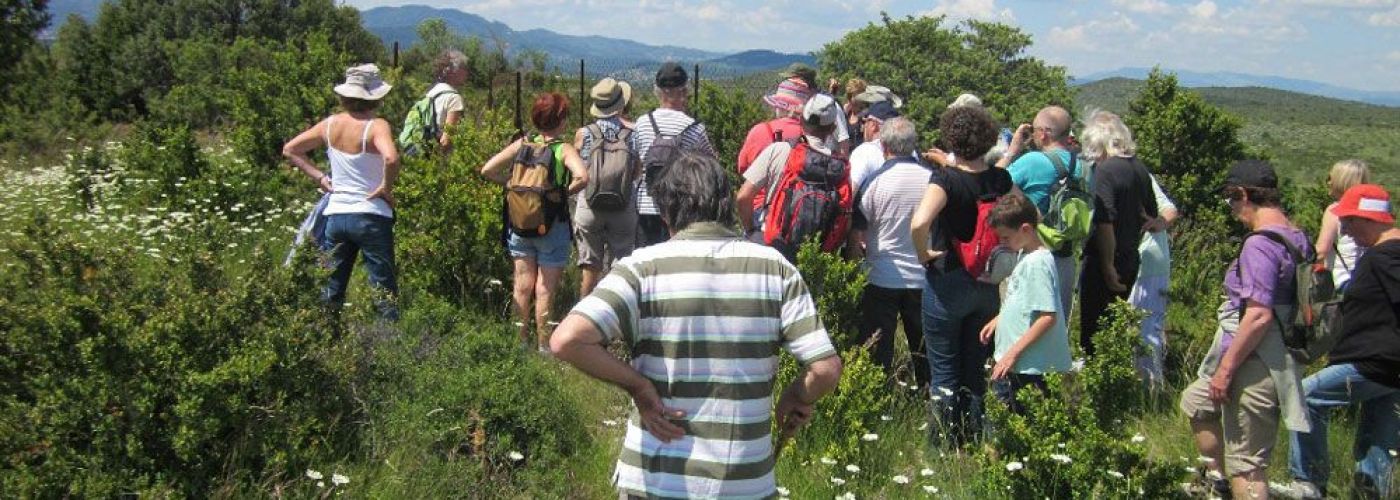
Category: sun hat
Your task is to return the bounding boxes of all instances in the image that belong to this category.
[858,101,901,122]
[590,78,632,118]
[854,85,904,109]
[763,78,813,113]
[1332,184,1394,225]
[802,94,840,127]
[333,63,392,100]
[655,62,688,89]
[1224,159,1279,190]
[948,93,983,109]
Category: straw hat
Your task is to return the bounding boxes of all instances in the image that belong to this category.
[333,63,392,100]
[590,78,632,118]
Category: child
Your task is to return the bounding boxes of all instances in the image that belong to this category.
[979,194,1073,412]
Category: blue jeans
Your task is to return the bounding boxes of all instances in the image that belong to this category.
[923,268,999,445]
[1288,363,1400,497]
[323,213,398,320]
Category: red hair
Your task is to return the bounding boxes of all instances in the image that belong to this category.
[530,92,570,132]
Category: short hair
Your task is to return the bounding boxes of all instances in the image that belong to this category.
[648,151,737,231]
[879,117,918,156]
[1034,106,1071,141]
[653,84,689,103]
[938,105,998,160]
[433,50,469,82]
[802,121,837,140]
[988,192,1040,230]
[338,95,380,113]
[1328,159,1371,199]
[529,92,570,132]
[1079,109,1136,159]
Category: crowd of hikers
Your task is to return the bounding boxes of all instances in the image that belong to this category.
[280,54,1399,499]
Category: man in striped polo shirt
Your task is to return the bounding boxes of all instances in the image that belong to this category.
[631,62,717,248]
[552,152,843,499]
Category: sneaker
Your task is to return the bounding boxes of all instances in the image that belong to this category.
[1269,480,1323,500]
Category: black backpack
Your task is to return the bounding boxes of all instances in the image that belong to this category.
[1237,230,1343,362]
[641,111,701,188]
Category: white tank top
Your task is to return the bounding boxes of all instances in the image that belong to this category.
[322,115,393,218]
[1329,230,1360,288]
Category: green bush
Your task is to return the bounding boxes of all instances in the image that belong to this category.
[794,240,867,349]
[978,301,1185,498]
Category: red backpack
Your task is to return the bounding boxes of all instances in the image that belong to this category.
[761,139,852,260]
[953,192,1003,279]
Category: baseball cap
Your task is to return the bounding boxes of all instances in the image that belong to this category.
[780,63,818,88]
[1332,184,1395,225]
[655,62,688,89]
[859,100,901,122]
[802,94,839,127]
[1223,159,1279,190]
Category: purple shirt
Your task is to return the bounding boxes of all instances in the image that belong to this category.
[1220,225,1309,353]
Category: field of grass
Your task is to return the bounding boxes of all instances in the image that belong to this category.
[1076,78,1400,189]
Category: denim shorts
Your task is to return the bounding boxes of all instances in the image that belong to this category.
[508,220,572,268]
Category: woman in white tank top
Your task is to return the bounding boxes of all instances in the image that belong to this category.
[282,64,402,320]
[1316,160,1371,291]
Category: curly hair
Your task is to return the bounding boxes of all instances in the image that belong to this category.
[529,92,570,133]
[938,105,998,161]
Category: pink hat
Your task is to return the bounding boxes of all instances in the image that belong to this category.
[763,78,812,113]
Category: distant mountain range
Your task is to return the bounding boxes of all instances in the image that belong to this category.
[1073,67,1400,107]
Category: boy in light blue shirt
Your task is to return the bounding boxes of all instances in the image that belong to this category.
[979,193,1073,412]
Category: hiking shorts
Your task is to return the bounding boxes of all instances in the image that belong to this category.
[573,203,636,269]
[508,221,572,268]
[1179,354,1279,476]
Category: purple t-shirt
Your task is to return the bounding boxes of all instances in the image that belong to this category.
[1219,225,1309,353]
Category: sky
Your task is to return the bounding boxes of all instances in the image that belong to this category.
[345,0,1400,92]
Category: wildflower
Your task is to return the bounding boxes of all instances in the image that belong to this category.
[1050,454,1072,464]
[921,468,934,477]
[918,422,929,431]
[837,493,856,500]
[777,486,790,497]
[862,433,879,442]
[331,474,349,485]
[1107,470,1125,479]
[602,419,619,426]
[892,475,910,484]
[1131,434,1146,443]
[1071,359,1085,372]
[830,477,846,486]
[1005,461,1024,472]
[306,469,323,480]
[488,279,504,286]
[317,481,325,488]
[508,451,524,461]
[880,415,893,421]
[845,464,861,473]
[923,485,939,493]
[896,381,908,387]
[820,457,838,465]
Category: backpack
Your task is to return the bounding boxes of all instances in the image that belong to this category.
[642,111,702,188]
[954,192,1005,281]
[1237,230,1343,363]
[505,136,568,238]
[761,139,852,260]
[1036,151,1094,256]
[583,123,639,212]
[397,89,457,156]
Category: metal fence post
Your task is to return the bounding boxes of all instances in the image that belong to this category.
[392,41,399,68]
[579,59,586,124]
[693,63,701,110]
[514,71,523,135]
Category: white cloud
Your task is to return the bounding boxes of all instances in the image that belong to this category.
[1046,12,1140,51]
[923,0,1016,22]
[1188,0,1218,19]
[1388,50,1400,62]
[1369,3,1400,25]
[1276,0,1396,7]
[1110,0,1173,14]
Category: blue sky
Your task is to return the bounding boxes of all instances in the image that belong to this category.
[347,0,1400,91]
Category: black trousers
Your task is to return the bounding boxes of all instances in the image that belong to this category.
[857,284,931,388]
[1078,256,1135,357]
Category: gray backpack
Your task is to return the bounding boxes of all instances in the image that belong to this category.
[583,123,639,212]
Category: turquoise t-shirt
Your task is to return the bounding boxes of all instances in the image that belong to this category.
[1008,149,1080,214]
[995,248,1072,374]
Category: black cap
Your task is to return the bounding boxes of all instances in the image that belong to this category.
[859,101,901,122]
[1224,159,1278,190]
[655,62,688,89]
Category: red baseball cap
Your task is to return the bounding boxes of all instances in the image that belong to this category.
[1332,184,1395,225]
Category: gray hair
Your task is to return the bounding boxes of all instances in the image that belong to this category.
[433,50,469,82]
[1079,109,1136,159]
[878,117,918,156]
[649,151,737,231]
[653,84,690,105]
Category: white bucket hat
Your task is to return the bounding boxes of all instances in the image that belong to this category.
[854,85,904,109]
[334,63,392,100]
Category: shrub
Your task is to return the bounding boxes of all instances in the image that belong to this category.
[794,240,867,349]
[977,300,1185,498]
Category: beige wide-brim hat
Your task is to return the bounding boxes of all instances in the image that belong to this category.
[590,78,632,118]
[333,63,392,101]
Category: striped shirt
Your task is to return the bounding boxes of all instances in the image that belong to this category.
[631,109,717,215]
[568,222,837,500]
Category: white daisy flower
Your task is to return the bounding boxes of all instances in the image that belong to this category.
[892,475,910,484]
[830,477,846,486]
[305,469,323,480]
[1131,434,1146,443]
[1050,454,1072,464]
[1107,470,1125,479]
[845,464,861,473]
[331,474,349,485]
[880,415,893,421]
[921,468,934,477]
[508,451,525,461]
[777,486,790,497]
[862,433,879,442]
[923,485,939,493]
[1005,461,1024,472]
[820,457,838,465]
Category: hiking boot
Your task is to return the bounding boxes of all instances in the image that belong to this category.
[1269,480,1323,500]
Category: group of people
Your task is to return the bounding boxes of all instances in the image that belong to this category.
[281,55,1398,500]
